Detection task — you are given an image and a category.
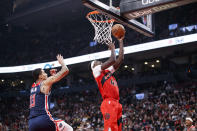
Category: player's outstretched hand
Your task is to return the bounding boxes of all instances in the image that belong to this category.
[108,42,115,50]
[118,35,125,41]
[57,54,65,65]
[50,69,57,76]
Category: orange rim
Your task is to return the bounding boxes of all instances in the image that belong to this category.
[86,10,115,23]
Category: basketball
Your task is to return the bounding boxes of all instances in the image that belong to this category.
[112,24,125,39]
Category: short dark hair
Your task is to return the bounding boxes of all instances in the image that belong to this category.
[32,68,42,81]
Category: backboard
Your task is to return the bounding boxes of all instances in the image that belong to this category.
[82,0,197,37]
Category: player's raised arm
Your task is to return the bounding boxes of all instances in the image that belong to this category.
[101,42,116,70]
[41,54,69,94]
[113,36,124,70]
[46,54,69,84]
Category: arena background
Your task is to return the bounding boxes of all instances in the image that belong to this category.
[0,0,197,130]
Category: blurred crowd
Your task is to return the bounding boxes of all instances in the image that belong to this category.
[0,81,196,130]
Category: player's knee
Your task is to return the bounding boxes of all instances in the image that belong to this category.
[64,122,73,131]
[67,125,73,131]
[57,121,73,131]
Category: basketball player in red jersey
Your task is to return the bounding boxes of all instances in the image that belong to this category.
[89,36,124,131]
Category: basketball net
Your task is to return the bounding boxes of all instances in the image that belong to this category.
[87,11,114,45]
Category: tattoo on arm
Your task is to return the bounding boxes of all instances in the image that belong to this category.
[50,65,69,83]
[101,48,116,70]
[42,65,69,94]
[40,86,45,92]
[113,40,124,70]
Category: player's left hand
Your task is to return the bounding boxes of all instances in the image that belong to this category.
[50,69,57,76]
[118,35,125,41]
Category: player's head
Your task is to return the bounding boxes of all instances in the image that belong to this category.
[88,60,102,72]
[185,117,193,127]
[32,68,48,82]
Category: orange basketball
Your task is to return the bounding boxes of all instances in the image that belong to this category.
[112,24,125,39]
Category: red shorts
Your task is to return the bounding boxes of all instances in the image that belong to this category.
[100,98,122,131]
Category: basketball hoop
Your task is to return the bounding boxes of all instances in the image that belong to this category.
[86,11,115,45]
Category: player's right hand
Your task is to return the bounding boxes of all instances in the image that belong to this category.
[57,54,65,65]
[118,35,125,42]
[108,42,115,50]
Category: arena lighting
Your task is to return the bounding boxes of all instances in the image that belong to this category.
[144,62,148,65]
[124,65,128,68]
[12,82,15,87]
[131,68,135,71]
[1,79,4,82]
[156,60,160,63]
[20,80,23,83]
[151,64,155,68]
[0,33,197,73]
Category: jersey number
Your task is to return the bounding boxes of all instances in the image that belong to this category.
[110,79,117,87]
[30,94,36,108]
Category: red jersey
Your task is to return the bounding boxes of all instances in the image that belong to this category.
[92,65,119,100]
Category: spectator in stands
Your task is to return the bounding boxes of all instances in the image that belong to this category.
[0,80,196,130]
[185,117,196,131]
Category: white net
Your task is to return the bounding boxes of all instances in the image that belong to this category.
[87,11,114,45]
